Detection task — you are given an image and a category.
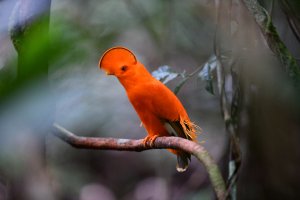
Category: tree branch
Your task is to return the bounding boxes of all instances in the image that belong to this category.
[241,0,300,88]
[52,123,226,199]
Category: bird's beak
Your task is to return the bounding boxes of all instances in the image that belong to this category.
[105,71,113,76]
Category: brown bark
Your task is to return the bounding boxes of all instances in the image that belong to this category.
[52,123,226,200]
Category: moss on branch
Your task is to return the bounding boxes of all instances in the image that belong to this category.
[242,0,300,87]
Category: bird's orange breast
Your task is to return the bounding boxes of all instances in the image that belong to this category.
[126,80,187,137]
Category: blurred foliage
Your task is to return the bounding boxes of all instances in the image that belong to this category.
[1,19,71,97]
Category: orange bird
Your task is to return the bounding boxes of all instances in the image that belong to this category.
[99,47,198,172]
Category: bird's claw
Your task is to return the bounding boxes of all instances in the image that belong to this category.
[142,135,159,147]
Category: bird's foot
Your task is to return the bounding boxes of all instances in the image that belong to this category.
[142,135,159,147]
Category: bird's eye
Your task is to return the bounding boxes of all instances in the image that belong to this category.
[121,65,128,72]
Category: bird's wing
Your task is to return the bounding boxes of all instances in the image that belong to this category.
[146,81,198,141]
[164,120,194,140]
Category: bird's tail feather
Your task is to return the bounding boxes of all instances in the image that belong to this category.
[179,117,201,141]
[176,151,191,172]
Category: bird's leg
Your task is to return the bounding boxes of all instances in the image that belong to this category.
[142,135,159,147]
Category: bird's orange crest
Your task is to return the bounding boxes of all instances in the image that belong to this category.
[98,47,137,76]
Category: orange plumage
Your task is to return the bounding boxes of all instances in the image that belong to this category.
[99,47,198,172]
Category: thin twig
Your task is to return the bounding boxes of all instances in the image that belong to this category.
[214,1,242,199]
[52,123,226,199]
[174,64,206,94]
[280,0,300,43]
